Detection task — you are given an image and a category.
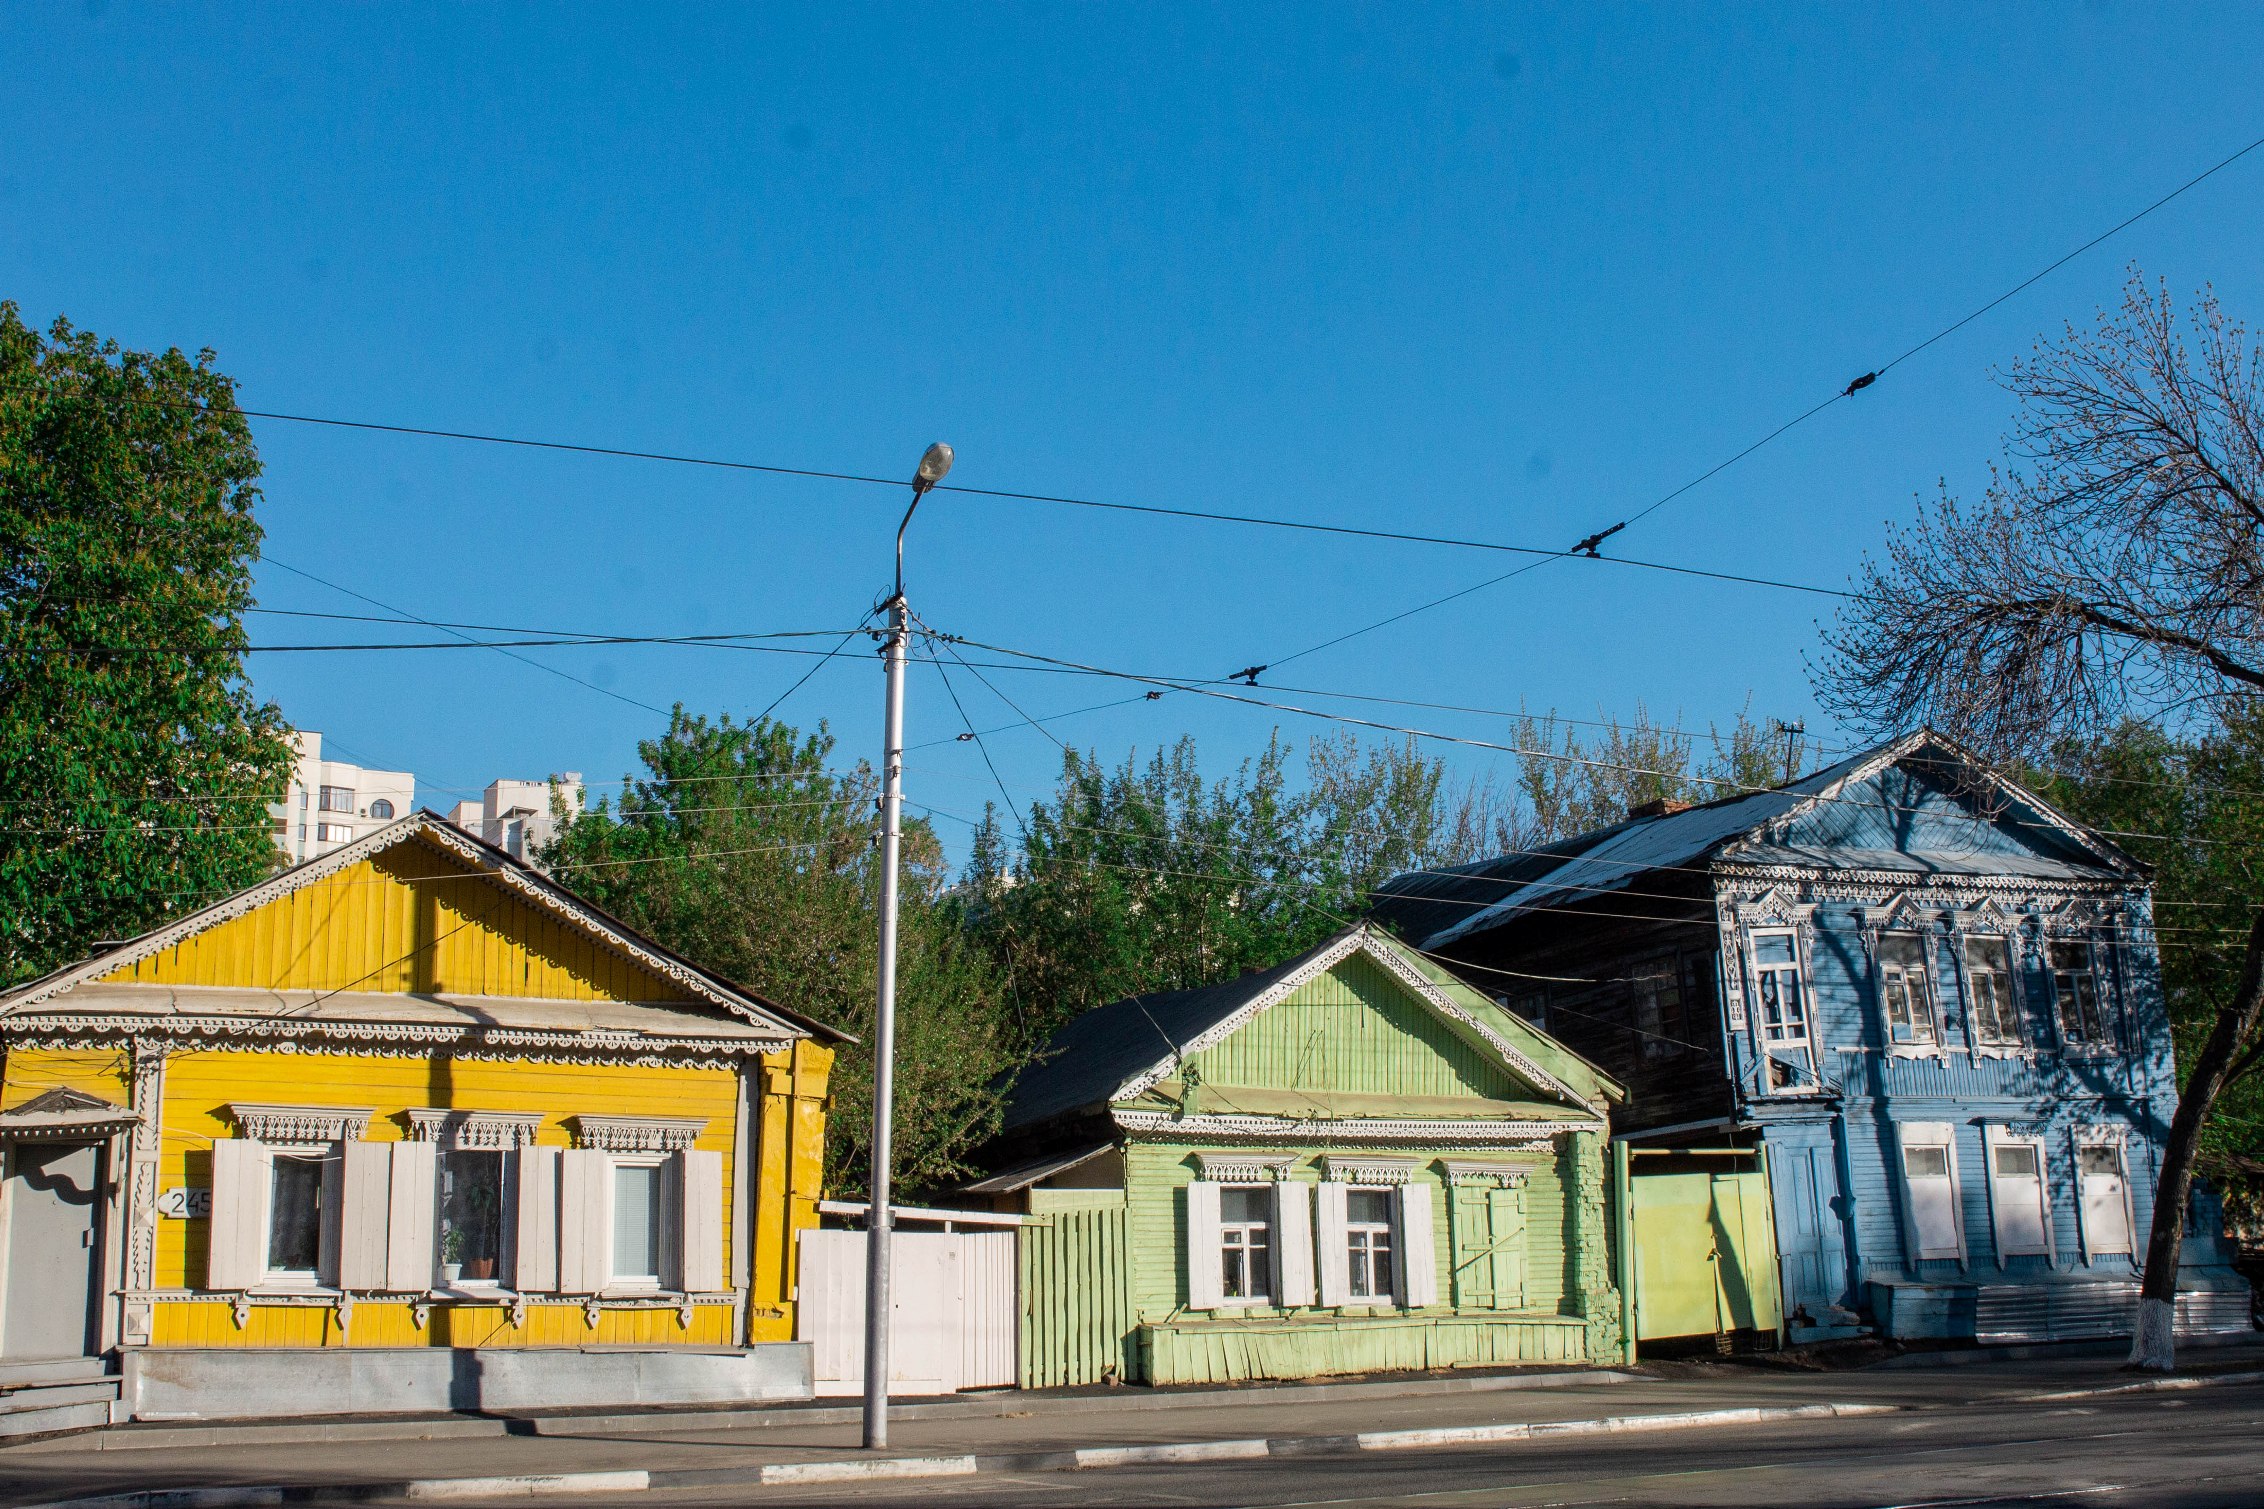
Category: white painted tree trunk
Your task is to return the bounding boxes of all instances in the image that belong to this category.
[2127,1296,2176,1371]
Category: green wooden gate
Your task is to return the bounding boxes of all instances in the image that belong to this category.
[1623,1159,1783,1342]
[1019,1192,1135,1387]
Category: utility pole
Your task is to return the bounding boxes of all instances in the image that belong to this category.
[1772,719,1805,786]
[862,441,952,1451]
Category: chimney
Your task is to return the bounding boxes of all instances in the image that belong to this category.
[1627,797,1694,821]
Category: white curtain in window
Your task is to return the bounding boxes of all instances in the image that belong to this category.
[1393,1184,1438,1308]
[386,1140,437,1291]
[207,1139,266,1290]
[339,1141,394,1290]
[677,1148,725,1293]
[1184,1180,1223,1309]
[558,1149,611,1293]
[1982,1126,2053,1264]
[515,1145,561,1293]
[1315,1182,1351,1306]
[1272,1181,1314,1307]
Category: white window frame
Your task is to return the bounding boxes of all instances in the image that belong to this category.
[1748,927,1820,1093]
[1343,1186,1397,1301]
[318,784,355,814]
[1215,1183,1275,1307]
[2049,939,2113,1054]
[2072,1125,2138,1264]
[436,1146,516,1290]
[1894,1121,1967,1266]
[1980,1125,2054,1265]
[604,1152,673,1293]
[1961,935,2026,1054]
[261,1143,334,1288]
[1875,931,1941,1054]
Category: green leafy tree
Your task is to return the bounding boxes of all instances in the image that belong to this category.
[0,304,294,983]
[2036,716,2264,1207]
[543,710,1012,1196]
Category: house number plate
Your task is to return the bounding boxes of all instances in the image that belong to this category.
[158,1187,212,1219]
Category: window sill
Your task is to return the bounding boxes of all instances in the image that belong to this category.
[428,1285,516,1303]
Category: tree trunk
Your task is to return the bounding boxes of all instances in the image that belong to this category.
[2127,907,2264,1370]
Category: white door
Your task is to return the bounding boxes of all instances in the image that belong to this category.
[1902,1143,1961,1259]
[2078,1145,2134,1256]
[2,1143,103,1361]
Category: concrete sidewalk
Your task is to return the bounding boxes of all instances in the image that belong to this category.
[4,1346,2259,1509]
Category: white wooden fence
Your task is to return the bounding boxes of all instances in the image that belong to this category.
[796,1222,1017,1396]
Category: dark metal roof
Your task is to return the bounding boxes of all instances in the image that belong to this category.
[1372,733,2131,952]
[999,929,1355,1133]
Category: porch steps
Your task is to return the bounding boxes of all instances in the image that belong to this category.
[0,1365,123,1439]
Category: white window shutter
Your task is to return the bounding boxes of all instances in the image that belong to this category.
[386,1139,437,1291]
[1272,1181,1314,1307]
[338,1141,394,1290]
[559,1149,611,1293]
[677,1149,725,1293]
[1315,1181,1351,1307]
[514,1146,561,1293]
[208,1139,266,1290]
[1395,1183,1438,1308]
[319,1152,346,1287]
[1184,1180,1223,1309]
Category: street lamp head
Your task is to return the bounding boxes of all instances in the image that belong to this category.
[912,442,954,494]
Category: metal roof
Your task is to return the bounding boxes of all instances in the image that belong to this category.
[1374,732,2135,952]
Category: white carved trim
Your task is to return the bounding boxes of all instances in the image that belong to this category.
[1320,1155,1417,1185]
[1191,1152,1297,1182]
[229,1102,373,1142]
[1117,1108,1584,1146]
[1438,1158,1536,1186]
[404,1109,545,1148]
[0,1016,784,1069]
[1108,927,1599,1116]
[571,1115,705,1152]
[0,812,820,1043]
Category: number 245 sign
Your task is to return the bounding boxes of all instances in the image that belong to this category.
[157,1187,212,1219]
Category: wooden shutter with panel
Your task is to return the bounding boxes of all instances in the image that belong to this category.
[677,1148,725,1293]
[1315,1182,1351,1306]
[514,1145,561,1293]
[1394,1182,1438,1308]
[338,1141,394,1290]
[1184,1180,1223,1309]
[385,1140,437,1291]
[1272,1180,1314,1307]
[558,1149,611,1293]
[207,1139,267,1290]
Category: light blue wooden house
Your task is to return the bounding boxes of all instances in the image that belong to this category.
[1373,731,2251,1345]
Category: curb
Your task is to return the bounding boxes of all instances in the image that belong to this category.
[15,1401,1903,1507]
[22,1368,1641,1455]
[2021,1368,2264,1403]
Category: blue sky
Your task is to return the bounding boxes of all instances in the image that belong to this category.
[5,6,2260,858]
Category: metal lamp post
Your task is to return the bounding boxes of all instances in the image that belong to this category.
[862,440,952,1450]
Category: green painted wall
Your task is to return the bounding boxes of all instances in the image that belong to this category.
[1020,1191,1134,1388]
[1186,953,1522,1101]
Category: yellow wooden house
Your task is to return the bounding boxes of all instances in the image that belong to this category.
[0,811,842,1428]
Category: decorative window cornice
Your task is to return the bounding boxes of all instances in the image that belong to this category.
[570,1114,705,1152]
[1116,1108,1585,1147]
[1191,1152,1296,1183]
[403,1109,545,1149]
[229,1102,372,1143]
[1320,1154,1418,1185]
[1437,1158,1536,1187]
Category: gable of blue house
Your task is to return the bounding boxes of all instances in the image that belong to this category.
[1375,731,2249,1345]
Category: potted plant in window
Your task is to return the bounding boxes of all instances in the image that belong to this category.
[440,1226,464,1286]
[463,1183,498,1280]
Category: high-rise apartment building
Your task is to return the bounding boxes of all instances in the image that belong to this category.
[270,731,416,864]
[446,773,584,863]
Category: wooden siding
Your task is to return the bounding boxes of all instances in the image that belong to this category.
[1141,1313,1591,1384]
[102,844,696,1003]
[0,1046,132,1109]
[1187,953,1522,1101]
[153,1049,739,1303]
[149,1298,739,1348]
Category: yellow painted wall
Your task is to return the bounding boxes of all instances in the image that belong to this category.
[156,1049,742,1291]
[150,1300,741,1348]
[749,1039,832,1343]
[102,841,696,1004]
[0,1046,132,1109]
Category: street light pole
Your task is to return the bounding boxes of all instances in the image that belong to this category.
[862,441,952,1451]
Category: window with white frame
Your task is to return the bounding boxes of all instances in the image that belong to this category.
[1877,933,1938,1048]
[2051,942,2109,1048]
[265,1152,326,1280]
[1985,1132,2051,1259]
[2076,1139,2134,1258]
[439,1149,508,1284]
[610,1159,667,1287]
[319,785,356,813]
[1964,936,2023,1048]
[1896,1123,1963,1261]
[1218,1186,1272,1303]
[317,823,353,843]
[557,1118,722,1297]
[369,798,396,820]
[1344,1189,1397,1299]
[1752,931,1808,1045]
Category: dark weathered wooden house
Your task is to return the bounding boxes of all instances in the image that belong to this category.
[1371,731,2249,1345]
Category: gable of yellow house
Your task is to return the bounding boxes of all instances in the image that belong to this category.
[0,811,844,1423]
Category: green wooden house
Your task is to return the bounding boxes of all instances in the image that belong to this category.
[967,924,1628,1387]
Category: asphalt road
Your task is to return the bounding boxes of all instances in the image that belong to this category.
[656,1384,2264,1509]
